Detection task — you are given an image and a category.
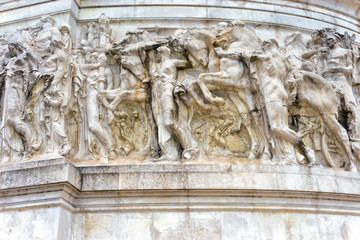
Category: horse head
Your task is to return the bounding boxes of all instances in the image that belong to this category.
[182,29,215,68]
[112,30,156,81]
[119,44,148,81]
[215,22,262,51]
[116,30,153,47]
[214,28,230,49]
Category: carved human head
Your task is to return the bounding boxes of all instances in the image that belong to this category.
[90,52,99,63]
[326,32,340,48]
[169,29,187,52]
[42,16,56,29]
[98,13,110,25]
[8,42,25,56]
[59,24,71,34]
[229,20,245,27]
[44,16,55,25]
[157,46,171,57]
[98,53,107,64]
[301,61,315,72]
[169,37,183,52]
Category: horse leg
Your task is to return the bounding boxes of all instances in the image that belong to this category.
[321,114,357,172]
[103,89,147,124]
[197,73,226,106]
[201,74,250,89]
[198,75,225,106]
[187,82,217,111]
[108,89,147,111]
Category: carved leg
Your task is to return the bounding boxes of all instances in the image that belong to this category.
[52,121,70,156]
[197,73,227,106]
[187,83,217,111]
[321,114,357,172]
[197,83,225,106]
[108,89,147,111]
[100,89,147,124]
[266,102,315,165]
[172,123,199,160]
[8,115,41,154]
[201,74,250,89]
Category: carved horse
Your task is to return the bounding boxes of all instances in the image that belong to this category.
[100,30,160,156]
[292,67,357,171]
[101,31,160,113]
[176,24,262,111]
[170,28,221,110]
[175,25,264,158]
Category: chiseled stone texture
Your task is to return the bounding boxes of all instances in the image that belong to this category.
[1,159,360,239]
[1,0,360,239]
[70,212,360,240]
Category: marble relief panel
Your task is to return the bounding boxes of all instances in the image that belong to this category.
[0,14,360,172]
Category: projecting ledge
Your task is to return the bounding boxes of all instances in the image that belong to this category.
[1,158,360,194]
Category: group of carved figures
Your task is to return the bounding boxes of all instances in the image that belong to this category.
[1,14,360,172]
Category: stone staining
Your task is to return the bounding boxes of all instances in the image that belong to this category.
[0,15,359,172]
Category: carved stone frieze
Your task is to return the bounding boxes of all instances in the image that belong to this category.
[0,14,360,172]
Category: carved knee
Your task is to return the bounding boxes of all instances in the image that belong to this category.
[89,122,100,133]
[164,120,175,132]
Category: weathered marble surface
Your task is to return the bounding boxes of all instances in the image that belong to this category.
[1,159,360,239]
[1,0,360,239]
[1,13,360,172]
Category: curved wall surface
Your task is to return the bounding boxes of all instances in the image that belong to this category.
[1,1,360,239]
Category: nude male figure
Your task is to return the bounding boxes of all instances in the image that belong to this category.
[151,46,197,161]
[252,40,315,165]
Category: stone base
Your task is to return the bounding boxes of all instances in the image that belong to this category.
[1,158,360,239]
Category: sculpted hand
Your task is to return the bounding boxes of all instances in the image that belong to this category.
[90,82,97,90]
[293,71,303,81]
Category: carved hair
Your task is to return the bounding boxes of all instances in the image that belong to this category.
[8,42,26,54]
[59,24,71,33]
[157,46,171,56]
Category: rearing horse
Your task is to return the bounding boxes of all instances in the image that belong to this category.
[176,24,264,158]
[100,30,160,156]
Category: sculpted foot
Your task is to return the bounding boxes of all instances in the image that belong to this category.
[182,148,199,161]
[248,142,261,159]
[108,150,117,160]
[343,161,358,172]
[59,144,71,156]
[305,147,316,166]
[212,96,226,106]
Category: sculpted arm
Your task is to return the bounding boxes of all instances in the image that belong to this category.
[81,62,103,72]
[249,51,269,61]
[139,41,161,51]
[344,50,354,75]
[302,49,317,59]
[174,59,189,69]
[214,47,242,60]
